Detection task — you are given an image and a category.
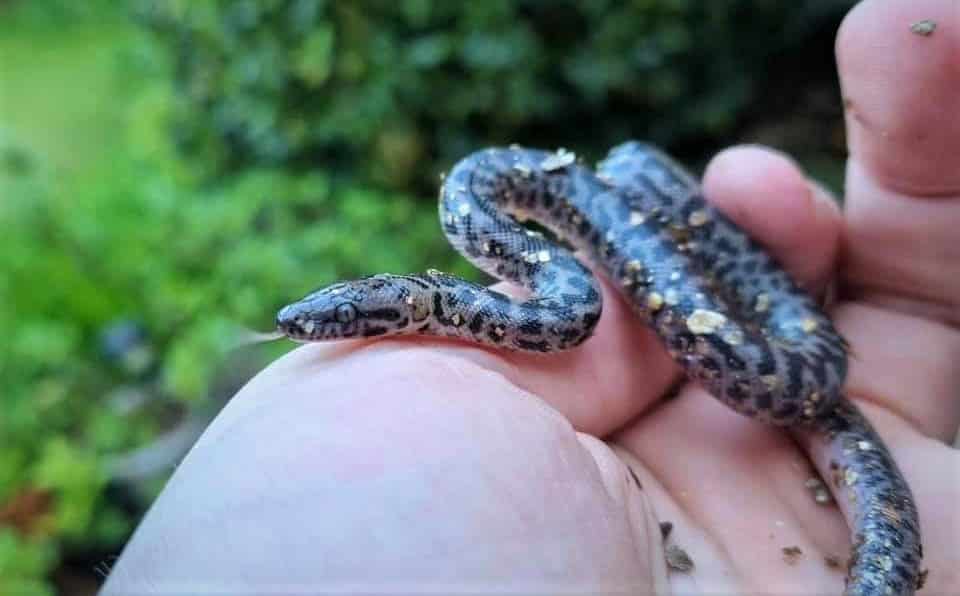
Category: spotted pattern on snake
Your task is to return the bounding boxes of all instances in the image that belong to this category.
[276,142,923,595]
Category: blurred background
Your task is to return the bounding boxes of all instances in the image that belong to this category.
[1,0,855,593]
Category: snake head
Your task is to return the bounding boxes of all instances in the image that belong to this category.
[276,275,414,342]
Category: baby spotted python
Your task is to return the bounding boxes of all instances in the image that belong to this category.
[277,142,923,595]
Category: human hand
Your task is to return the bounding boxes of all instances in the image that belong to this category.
[103,0,959,593]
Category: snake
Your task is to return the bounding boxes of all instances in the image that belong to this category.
[276,142,923,595]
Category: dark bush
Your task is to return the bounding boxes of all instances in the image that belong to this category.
[140,0,854,190]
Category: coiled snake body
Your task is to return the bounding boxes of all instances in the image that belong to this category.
[277,142,922,595]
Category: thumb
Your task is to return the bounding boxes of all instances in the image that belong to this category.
[839,0,960,195]
[837,0,960,325]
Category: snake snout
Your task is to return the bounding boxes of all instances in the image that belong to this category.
[276,303,306,338]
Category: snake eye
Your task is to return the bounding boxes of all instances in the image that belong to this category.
[335,303,357,324]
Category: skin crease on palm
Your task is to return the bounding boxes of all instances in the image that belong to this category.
[103,0,960,594]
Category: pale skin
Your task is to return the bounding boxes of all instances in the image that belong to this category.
[103,0,960,594]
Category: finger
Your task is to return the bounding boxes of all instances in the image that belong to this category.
[702,145,843,292]
[837,0,960,324]
[838,0,960,195]
[411,279,680,438]
[109,349,658,592]
[835,302,960,443]
[835,0,960,438]
[255,284,678,440]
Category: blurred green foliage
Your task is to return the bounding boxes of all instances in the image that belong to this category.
[1,4,456,593]
[140,0,853,189]
[1,0,852,593]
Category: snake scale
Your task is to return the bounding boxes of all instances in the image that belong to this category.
[276,142,923,595]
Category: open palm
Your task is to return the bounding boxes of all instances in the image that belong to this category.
[104,1,959,594]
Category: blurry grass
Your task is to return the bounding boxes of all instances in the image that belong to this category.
[0,9,144,187]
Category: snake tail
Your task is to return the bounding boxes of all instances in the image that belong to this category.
[805,401,924,595]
